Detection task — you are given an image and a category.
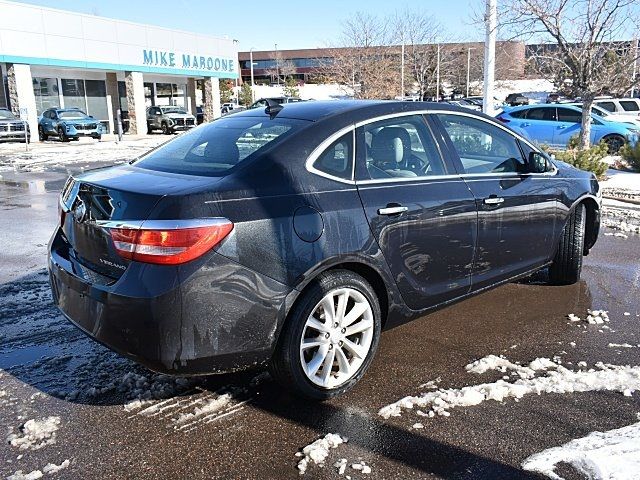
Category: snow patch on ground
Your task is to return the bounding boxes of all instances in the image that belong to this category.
[296,433,347,475]
[6,460,70,480]
[7,416,60,450]
[609,343,639,348]
[465,354,558,379]
[567,310,610,325]
[379,359,640,419]
[522,421,640,480]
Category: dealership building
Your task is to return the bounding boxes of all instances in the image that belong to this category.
[0,0,239,135]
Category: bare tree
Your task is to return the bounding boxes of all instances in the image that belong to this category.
[392,10,458,99]
[264,50,298,85]
[498,0,640,149]
[320,12,397,99]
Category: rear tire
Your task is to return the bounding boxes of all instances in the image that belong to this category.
[549,204,586,285]
[147,123,153,135]
[270,270,381,400]
[603,134,625,154]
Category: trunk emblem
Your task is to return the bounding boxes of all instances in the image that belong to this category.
[72,199,88,223]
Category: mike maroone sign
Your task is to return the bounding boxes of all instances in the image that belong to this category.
[143,49,236,74]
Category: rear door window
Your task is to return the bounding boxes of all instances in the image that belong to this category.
[596,101,616,112]
[525,108,555,121]
[134,116,309,176]
[436,114,526,174]
[619,100,640,112]
[556,108,582,123]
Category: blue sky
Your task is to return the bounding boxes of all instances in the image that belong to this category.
[12,0,482,51]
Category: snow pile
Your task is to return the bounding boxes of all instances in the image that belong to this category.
[604,232,629,238]
[7,417,61,450]
[465,355,557,379]
[522,421,640,480]
[378,360,640,419]
[567,310,610,325]
[609,343,639,348]
[601,203,640,235]
[6,460,70,480]
[296,433,347,475]
[351,461,372,474]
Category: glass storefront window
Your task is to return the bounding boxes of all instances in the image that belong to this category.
[144,82,155,107]
[32,77,60,115]
[61,79,87,111]
[85,80,107,122]
[118,81,128,112]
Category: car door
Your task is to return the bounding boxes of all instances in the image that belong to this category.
[354,114,477,310]
[432,112,558,290]
[554,107,584,148]
[47,110,59,134]
[513,107,556,145]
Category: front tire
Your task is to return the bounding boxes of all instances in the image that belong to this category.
[549,204,586,285]
[38,126,47,142]
[271,270,381,400]
[58,127,69,142]
[161,122,170,135]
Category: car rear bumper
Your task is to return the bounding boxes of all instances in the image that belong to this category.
[48,227,291,375]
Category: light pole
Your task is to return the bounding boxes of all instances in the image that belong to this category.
[233,39,239,104]
[483,0,497,115]
[400,38,405,100]
[249,47,256,102]
[466,47,475,98]
[274,43,279,85]
[632,37,639,98]
[436,44,441,102]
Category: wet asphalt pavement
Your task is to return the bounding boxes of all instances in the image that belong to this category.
[1,164,639,480]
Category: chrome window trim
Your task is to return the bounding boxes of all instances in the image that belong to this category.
[95,218,230,230]
[304,125,356,185]
[306,109,559,184]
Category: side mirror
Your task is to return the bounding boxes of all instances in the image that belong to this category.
[528,151,549,173]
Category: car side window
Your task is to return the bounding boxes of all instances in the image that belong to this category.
[619,100,640,112]
[436,114,526,174]
[312,132,353,180]
[597,101,616,112]
[526,108,555,121]
[556,108,582,123]
[362,115,447,179]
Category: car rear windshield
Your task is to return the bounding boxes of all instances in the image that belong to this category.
[133,116,309,176]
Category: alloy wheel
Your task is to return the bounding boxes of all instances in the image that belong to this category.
[299,288,374,389]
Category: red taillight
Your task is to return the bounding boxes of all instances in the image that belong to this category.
[109,220,233,265]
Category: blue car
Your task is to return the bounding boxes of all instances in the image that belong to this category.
[496,104,638,153]
[38,108,103,142]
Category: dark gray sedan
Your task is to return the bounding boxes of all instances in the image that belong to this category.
[49,101,601,399]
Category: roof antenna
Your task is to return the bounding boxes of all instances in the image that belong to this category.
[265,98,283,116]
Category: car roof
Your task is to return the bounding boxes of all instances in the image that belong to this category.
[231,100,495,124]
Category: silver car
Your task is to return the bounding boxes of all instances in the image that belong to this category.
[146,106,196,135]
[0,108,30,142]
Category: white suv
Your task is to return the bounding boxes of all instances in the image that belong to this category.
[594,98,640,117]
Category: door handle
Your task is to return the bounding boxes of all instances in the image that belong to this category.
[483,197,504,205]
[378,205,408,216]
[521,122,531,127]
[558,125,567,129]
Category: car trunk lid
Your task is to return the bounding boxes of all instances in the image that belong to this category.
[60,165,222,279]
